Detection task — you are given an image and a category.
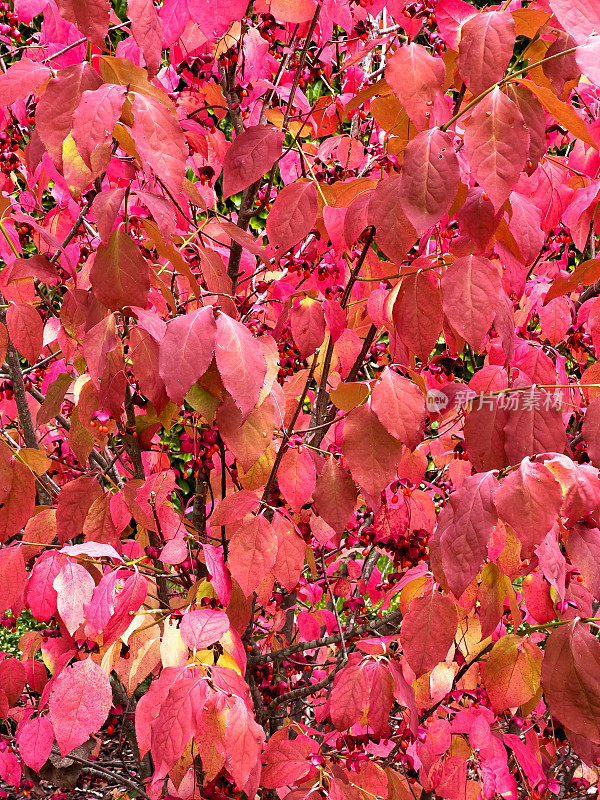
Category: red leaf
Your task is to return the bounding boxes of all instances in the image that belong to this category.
[222,125,284,199]
[342,404,402,500]
[312,458,357,534]
[6,304,43,364]
[385,43,445,131]
[463,87,529,211]
[436,472,499,598]
[224,696,265,790]
[371,368,426,450]
[290,297,326,359]
[565,524,600,599]
[0,659,25,705]
[278,446,316,512]
[215,313,267,418]
[128,0,163,77]
[261,734,318,789]
[495,458,563,554]
[158,307,217,405]
[0,545,26,615]
[0,58,51,107]
[266,180,318,255]
[368,175,418,263]
[0,458,36,544]
[57,477,103,545]
[228,516,278,596]
[400,128,460,235]
[504,392,566,464]
[441,255,502,349]
[90,228,150,311]
[330,654,370,730]
[35,63,102,168]
[179,609,230,650]
[400,591,458,676]
[392,266,443,361]
[272,514,306,593]
[582,396,600,467]
[457,10,516,97]
[48,658,112,756]
[542,620,600,743]
[131,92,188,195]
[210,490,260,527]
[56,0,110,46]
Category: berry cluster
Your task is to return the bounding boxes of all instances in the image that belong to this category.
[277,326,305,382]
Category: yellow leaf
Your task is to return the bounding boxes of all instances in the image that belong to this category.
[19,448,50,476]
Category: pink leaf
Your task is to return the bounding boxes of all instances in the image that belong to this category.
[278,446,316,512]
[400,128,460,235]
[457,11,516,97]
[17,715,54,773]
[158,307,217,405]
[150,670,209,778]
[228,516,278,596]
[535,531,567,601]
[371,368,426,450]
[215,313,267,418]
[266,180,318,255]
[128,0,163,77]
[48,658,112,756]
[548,0,600,44]
[179,609,230,650]
[385,42,445,130]
[25,551,63,622]
[222,125,284,199]
[53,561,95,636]
[0,58,50,107]
[463,87,529,211]
[441,255,502,349]
[72,84,126,170]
